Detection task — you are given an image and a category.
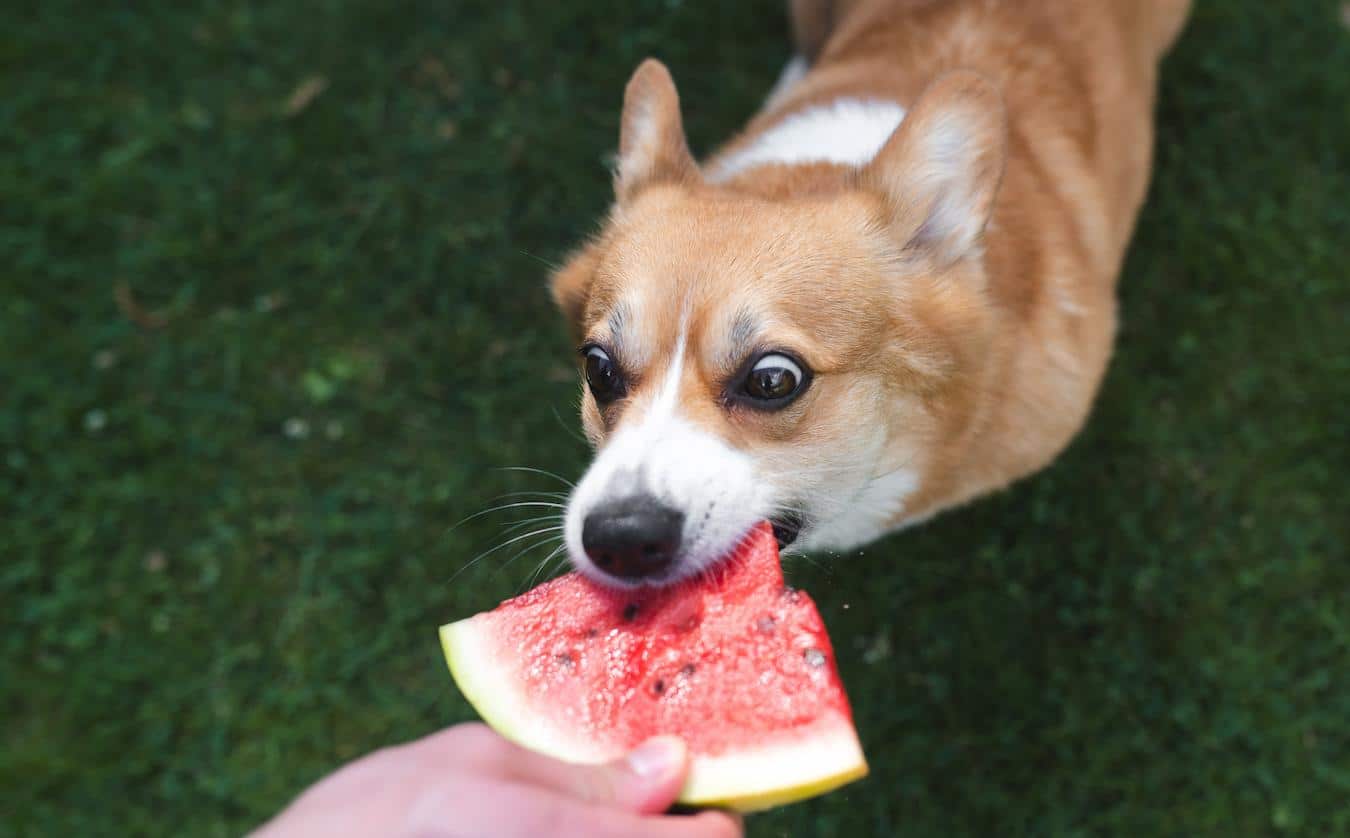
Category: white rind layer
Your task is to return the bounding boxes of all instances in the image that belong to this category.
[441,618,869,812]
[441,616,609,761]
[678,721,868,809]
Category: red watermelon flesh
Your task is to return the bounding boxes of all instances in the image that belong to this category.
[439,522,868,811]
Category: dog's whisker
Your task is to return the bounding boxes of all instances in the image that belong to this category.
[496,466,576,488]
[522,544,570,591]
[519,248,562,272]
[550,404,589,446]
[499,523,561,542]
[494,534,565,583]
[500,516,565,538]
[440,499,567,545]
[493,489,572,502]
[496,532,565,577]
[500,509,565,524]
[448,527,568,584]
[547,549,571,574]
[441,501,567,540]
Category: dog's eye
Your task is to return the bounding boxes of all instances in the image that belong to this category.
[742,353,806,404]
[583,345,624,404]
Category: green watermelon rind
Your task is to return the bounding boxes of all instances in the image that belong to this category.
[440,617,869,813]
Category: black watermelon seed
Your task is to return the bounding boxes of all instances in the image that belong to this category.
[680,663,696,677]
[653,678,666,695]
[623,603,639,621]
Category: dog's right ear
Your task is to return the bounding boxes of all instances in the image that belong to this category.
[864,71,1006,267]
[549,240,602,340]
[614,59,700,203]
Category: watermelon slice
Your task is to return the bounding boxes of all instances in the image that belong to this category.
[439,521,867,812]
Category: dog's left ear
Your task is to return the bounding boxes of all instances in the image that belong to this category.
[550,240,603,340]
[865,71,1007,266]
[614,59,700,203]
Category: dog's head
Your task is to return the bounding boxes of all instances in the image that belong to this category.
[553,60,1005,586]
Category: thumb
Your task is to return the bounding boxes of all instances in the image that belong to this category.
[584,735,690,814]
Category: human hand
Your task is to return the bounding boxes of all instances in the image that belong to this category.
[253,723,743,838]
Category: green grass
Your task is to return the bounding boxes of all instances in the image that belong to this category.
[2,1,1347,835]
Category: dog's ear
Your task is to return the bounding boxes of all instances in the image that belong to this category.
[614,59,700,203]
[865,71,1006,266]
[550,240,603,340]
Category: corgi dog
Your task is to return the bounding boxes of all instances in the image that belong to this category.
[551,0,1191,586]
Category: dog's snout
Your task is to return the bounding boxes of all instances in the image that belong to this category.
[581,494,684,582]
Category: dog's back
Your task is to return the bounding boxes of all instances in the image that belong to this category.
[792,0,1190,63]
[702,0,1191,518]
[770,0,1189,273]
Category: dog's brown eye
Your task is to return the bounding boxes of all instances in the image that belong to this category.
[583,345,624,404]
[742,353,806,403]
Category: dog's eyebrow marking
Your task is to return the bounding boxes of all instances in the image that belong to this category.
[728,310,759,351]
[605,305,628,352]
[605,301,650,370]
[716,309,763,374]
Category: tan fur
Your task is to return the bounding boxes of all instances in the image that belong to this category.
[553,0,1190,542]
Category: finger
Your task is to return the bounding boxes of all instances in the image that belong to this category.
[634,810,744,838]
[517,802,743,838]
[487,735,691,815]
[677,810,745,838]
[428,779,743,838]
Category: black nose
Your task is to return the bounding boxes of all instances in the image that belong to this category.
[581,494,684,582]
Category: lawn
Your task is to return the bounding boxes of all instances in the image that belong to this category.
[2,1,1348,835]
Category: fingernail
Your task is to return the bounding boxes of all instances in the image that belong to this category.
[626,736,685,779]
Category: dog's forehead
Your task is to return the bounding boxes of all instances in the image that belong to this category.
[589,188,891,372]
[596,278,783,379]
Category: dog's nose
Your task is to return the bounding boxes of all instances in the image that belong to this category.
[581,494,684,582]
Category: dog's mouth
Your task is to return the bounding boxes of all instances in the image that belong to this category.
[770,513,803,549]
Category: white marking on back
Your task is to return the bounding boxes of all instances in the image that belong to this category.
[711,99,907,181]
[762,55,809,112]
